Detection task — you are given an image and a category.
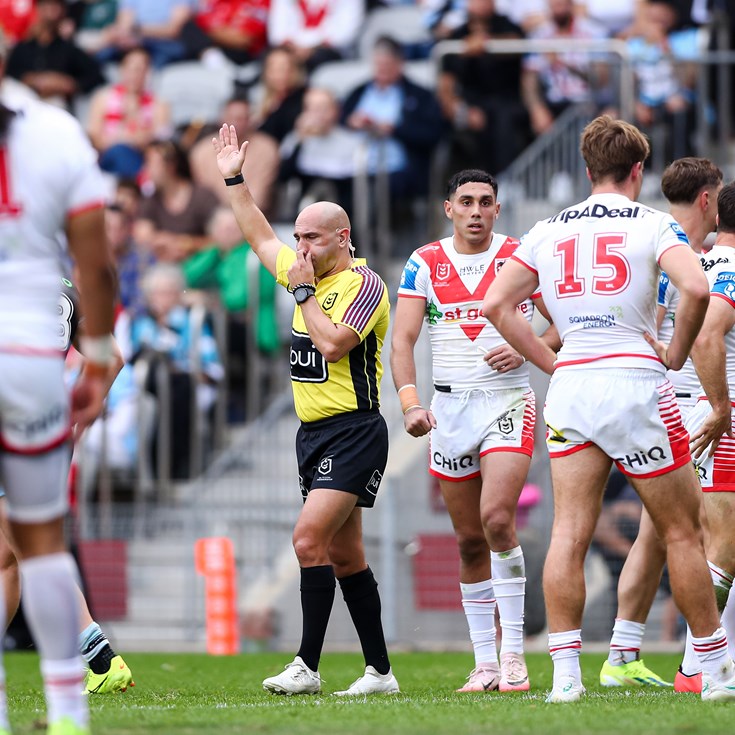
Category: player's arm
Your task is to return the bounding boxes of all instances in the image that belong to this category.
[535,295,562,352]
[66,206,117,427]
[482,260,557,375]
[391,296,436,437]
[689,292,735,458]
[212,124,283,277]
[648,246,709,371]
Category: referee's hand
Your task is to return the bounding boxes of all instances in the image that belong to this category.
[403,407,436,437]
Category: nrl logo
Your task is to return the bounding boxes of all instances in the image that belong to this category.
[318,457,333,475]
[322,292,338,310]
[436,263,451,280]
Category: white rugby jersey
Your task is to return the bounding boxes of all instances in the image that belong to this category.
[0,98,107,352]
[696,246,735,397]
[658,247,731,397]
[397,233,534,390]
[514,193,687,372]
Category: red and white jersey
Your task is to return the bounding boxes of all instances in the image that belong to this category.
[398,233,534,390]
[514,193,687,373]
[0,97,107,353]
[658,247,733,398]
[700,245,735,398]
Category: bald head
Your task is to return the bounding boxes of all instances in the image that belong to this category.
[298,201,350,231]
[293,201,354,279]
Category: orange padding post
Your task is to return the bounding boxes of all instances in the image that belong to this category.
[194,537,240,655]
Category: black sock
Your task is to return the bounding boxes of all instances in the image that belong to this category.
[89,643,117,675]
[338,566,390,675]
[296,565,335,672]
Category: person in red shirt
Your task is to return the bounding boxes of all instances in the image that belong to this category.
[181,0,269,65]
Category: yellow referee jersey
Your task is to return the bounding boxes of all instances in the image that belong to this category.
[276,246,390,423]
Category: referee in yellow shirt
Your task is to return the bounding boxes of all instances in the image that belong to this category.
[213,124,399,696]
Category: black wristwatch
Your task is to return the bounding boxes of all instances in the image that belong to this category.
[293,284,316,304]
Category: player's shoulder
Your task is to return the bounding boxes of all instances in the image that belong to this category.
[414,239,444,264]
[15,98,84,134]
[493,232,520,255]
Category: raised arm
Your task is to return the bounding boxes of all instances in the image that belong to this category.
[212,124,284,277]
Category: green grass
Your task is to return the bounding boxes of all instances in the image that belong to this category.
[2,651,729,734]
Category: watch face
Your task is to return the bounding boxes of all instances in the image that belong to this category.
[294,286,310,304]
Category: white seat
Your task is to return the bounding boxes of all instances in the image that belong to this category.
[154,62,235,127]
[358,5,432,59]
[404,59,436,90]
[308,60,372,101]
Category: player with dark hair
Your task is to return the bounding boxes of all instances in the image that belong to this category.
[213,124,398,696]
[391,168,550,692]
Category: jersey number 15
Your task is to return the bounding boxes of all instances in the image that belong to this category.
[554,233,630,299]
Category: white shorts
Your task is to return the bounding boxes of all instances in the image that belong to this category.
[544,368,691,478]
[0,352,70,453]
[429,387,535,482]
[684,400,735,492]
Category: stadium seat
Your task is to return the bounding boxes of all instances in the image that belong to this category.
[154,62,236,128]
[308,60,372,101]
[358,5,432,59]
[404,59,436,90]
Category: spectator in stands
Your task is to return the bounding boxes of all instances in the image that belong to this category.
[114,176,142,218]
[343,35,443,203]
[188,96,279,214]
[71,0,119,54]
[576,0,643,38]
[251,45,307,143]
[96,0,194,69]
[281,87,360,214]
[521,0,606,135]
[0,0,37,46]
[267,0,365,72]
[106,202,155,319]
[181,0,270,67]
[6,0,105,110]
[87,46,171,178]
[183,206,281,421]
[424,0,548,37]
[120,262,224,479]
[436,0,531,175]
[626,0,698,159]
[135,139,219,262]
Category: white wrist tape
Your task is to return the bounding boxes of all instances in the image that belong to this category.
[80,334,115,365]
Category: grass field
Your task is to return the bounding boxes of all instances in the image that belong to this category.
[2,651,729,734]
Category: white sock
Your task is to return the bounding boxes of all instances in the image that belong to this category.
[681,562,735,676]
[491,546,525,655]
[548,629,582,688]
[692,626,731,681]
[681,626,699,676]
[41,657,88,729]
[608,619,645,665]
[722,585,735,660]
[709,561,734,614]
[20,552,88,727]
[460,579,498,667]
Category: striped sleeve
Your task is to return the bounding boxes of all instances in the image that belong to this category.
[334,266,387,338]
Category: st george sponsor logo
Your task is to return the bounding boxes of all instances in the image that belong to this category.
[443,302,529,322]
[615,445,668,469]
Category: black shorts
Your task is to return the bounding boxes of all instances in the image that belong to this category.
[296,409,388,508]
